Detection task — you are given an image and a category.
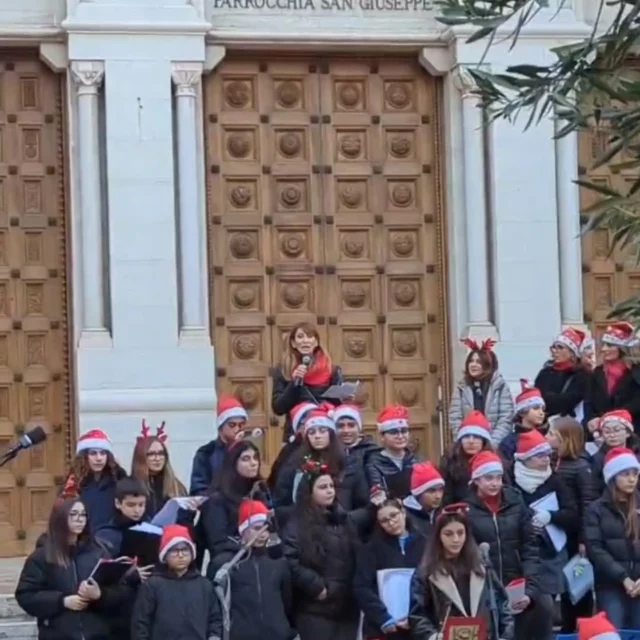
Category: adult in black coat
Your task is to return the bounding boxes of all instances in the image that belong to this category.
[271,322,344,444]
[585,322,640,434]
[464,450,552,640]
[283,467,360,640]
[546,416,598,632]
[354,499,426,639]
[15,498,131,640]
[584,447,640,629]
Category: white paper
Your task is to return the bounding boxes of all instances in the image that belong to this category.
[505,581,526,606]
[585,442,600,457]
[150,497,207,528]
[321,381,360,401]
[129,522,163,536]
[529,491,567,552]
[376,568,414,621]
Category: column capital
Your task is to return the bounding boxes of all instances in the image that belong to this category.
[171,62,203,98]
[70,61,105,96]
[452,65,488,101]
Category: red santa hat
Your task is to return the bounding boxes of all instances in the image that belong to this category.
[217,396,249,430]
[376,405,409,434]
[515,379,545,415]
[158,524,196,562]
[603,447,640,484]
[303,408,335,433]
[515,429,552,461]
[238,500,270,535]
[333,404,363,431]
[76,429,113,455]
[554,327,588,357]
[602,321,640,349]
[470,451,504,482]
[577,612,620,640]
[410,462,444,496]
[600,409,634,434]
[456,410,491,442]
[290,402,317,433]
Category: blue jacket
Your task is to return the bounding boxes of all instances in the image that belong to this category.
[80,472,124,535]
[189,438,228,496]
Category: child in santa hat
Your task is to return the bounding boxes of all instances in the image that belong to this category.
[577,612,620,640]
[209,500,295,640]
[58,429,127,535]
[402,462,445,538]
[584,446,640,629]
[189,395,249,496]
[365,405,417,497]
[499,380,548,462]
[334,403,378,477]
[131,525,217,640]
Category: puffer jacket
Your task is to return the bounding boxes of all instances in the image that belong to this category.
[584,488,640,588]
[282,504,357,619]
[346,435,379,475]
[365,449,416,494]
[449,371,515,446]
[465,486,540,597]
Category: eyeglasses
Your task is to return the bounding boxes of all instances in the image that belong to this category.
[385,428,409,436]
[68,511,87,520]
[146,451,166,459]
[603,427,626,435]
[378,511,402,526]
[168,545,192,557]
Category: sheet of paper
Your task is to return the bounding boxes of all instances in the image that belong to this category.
[150,497,207,528]
[321,381,360,401]
[529,491,567,552]
[376,568,414,621]
[129,522,163,536]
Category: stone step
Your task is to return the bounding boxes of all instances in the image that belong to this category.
[0,597,30,622]
[0,621,36,640]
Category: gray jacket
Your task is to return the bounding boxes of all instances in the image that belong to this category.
[449,371,515,446]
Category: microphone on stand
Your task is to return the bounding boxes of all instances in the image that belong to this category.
[478,542,501,640]
[294,355,312,387]
[479,542,492,567]
[0,427,47,466]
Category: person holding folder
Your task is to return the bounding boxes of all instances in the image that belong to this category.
[15,498,131,640]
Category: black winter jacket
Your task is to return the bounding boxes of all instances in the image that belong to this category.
[15,541,130,640]
[554,453,598,551]
[271,365,343,442]
[534,365,589,418]
[346,435,379,475]
[586,365,640,433]
[283,505,357,619]
[409,567,513,640]
[189,438,228,496]
[499,425,548,463]
[584,488,640,589]
[365,449,416,494]
[130,566,216,640]
[77,468,127,535]
[209,542,295,640]
[402,496,439,539]
[354,526,425,639]
[465,486,540,597]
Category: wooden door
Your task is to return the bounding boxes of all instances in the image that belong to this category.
[0,55,72,556]
[205,56,449,465]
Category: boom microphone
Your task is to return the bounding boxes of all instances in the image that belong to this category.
[295,355,312,387]
[2,426,47,463]
[479,542,492,567]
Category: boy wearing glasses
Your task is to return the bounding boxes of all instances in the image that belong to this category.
[131,524,217,640]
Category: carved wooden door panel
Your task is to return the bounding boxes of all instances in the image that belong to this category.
[206,56,448,464]
[0,57,71,556]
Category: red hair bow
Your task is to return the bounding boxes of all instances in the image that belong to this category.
[138,419,168,444]
[462,338,497,352]
[437,502,470,521]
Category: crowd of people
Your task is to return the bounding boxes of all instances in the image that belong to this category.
[13,319,640,640]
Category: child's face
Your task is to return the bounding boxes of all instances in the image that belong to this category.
[419,487,444,511]
[336,419,360,446]
[87,449,108,473]
[306,427,330,451]
[116,494,146,521]
[241,522,270,548]
[166,543,193,572]
[602,423,628,448]
[460,435,483,456]
[382,428,409,451]
[522,406,545,427]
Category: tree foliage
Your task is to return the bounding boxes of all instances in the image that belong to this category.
[437,0,640,322]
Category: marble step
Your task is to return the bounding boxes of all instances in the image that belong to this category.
[0,621,36,640]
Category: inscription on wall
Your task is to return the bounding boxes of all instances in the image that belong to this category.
[212,0,433,10]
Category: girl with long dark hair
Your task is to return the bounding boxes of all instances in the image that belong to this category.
[584,447,640,628]
[15,498,129,640]
[273,408,370,530]
[354,499,426,640]
[409,504,513,639]
[439,410,495,504]
[449,338,514,446]
[58,430,126,534]
[283,460,360,640]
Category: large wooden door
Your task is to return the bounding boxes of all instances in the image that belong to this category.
[0,54,72,556]
[205,56,449,464]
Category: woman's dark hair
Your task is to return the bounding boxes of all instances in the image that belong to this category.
[45,498,90,566]
[295,472,357,569]
[211,440,263,499]
[419,512,483,578]
[298,429,345,477]
[440,439,493,488]
[71,451,126,488]
[463,349,496,385]
[609,478,640,541]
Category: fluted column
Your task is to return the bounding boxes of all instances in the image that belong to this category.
[171,62,206,334]
[555,117,584,325]
[453,66,492,328]
[70,61,107,340]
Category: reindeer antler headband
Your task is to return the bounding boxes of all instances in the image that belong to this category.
[138,419,168,444]
[462,337,497,352]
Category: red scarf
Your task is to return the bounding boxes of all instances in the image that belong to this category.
[604,360,628,396]
[300,350,333,387]
[482,493,501,514]
[553,360,575,373]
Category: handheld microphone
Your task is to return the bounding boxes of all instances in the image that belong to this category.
[295,355,312,387]
[478,542,492,567]
[1,427,47,463]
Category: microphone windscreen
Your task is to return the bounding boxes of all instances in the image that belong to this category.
[25,426,46,447]
[302,355,312,366]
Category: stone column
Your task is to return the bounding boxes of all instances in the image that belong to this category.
[555,118,584,325]
[171,62,206,335]
[70,61,108,343]
[453,66,494,336]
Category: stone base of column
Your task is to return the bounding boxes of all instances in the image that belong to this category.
[460,322,500,344]
[179,327,212,348]
[78,329,113,349]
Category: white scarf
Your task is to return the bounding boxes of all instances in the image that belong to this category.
[514,461,552,494]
